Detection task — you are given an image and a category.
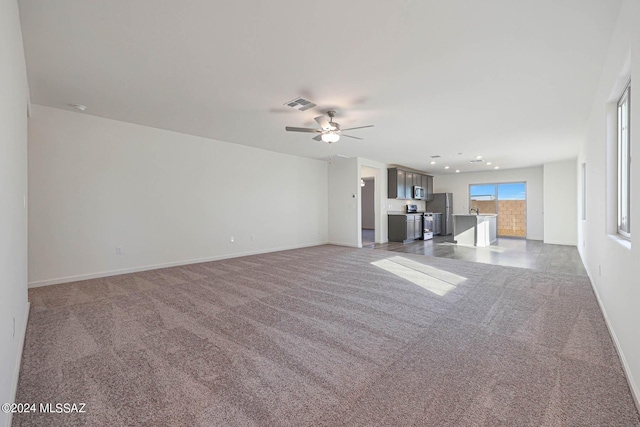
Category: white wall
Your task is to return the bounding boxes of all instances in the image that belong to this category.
[28,105,328,286]
[328,157,359,246]
[0,0,30,425]
[578,0,640,408]
[433,166,544,240]
[543,159,578,245]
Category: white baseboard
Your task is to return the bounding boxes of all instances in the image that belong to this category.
[585,267,640,413]
[7,302,29,427]
[28,242,329,288]
[327,241,360,248]
[543,239,577,246]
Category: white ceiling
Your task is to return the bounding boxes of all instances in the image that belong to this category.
[18,0,621,175]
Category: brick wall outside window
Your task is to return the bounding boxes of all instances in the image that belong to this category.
[470,200,526,237]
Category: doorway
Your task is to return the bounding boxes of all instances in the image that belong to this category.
[361,177,375,245]
[469,182,527,237]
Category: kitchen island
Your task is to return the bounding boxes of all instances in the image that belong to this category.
[453,214,498,247]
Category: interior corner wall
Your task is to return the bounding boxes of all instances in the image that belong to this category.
[433,166,544,240]
[0,0,30,425]
[543,159,578,245]
[28,105,329,286]
[578,0,640,409]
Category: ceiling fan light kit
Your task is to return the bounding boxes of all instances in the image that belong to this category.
[321,132,340,143]
[285,110,373,144]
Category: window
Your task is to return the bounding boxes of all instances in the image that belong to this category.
[469,182,527,237]
[617,82,631,238]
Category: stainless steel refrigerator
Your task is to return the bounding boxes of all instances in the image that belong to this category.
[427,193,453,235]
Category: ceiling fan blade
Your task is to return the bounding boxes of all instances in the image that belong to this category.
[285,126,320,133]
[312,134,323,141]
[314,115,332,130]
[340,125,374,131]
[341,134,363,140]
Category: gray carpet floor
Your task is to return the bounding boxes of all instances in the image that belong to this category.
[15,245,640,426]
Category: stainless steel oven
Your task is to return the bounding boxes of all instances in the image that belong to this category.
[422,213,434,240]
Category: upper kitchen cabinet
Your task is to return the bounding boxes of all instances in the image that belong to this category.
[405,172,414,199]
[423,174,434,201]
[388,168,407,199]
[388,167,433,200]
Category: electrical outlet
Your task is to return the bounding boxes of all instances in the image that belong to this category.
[116,246,123,255]
[230,236,235,243]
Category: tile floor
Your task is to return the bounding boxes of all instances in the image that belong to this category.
[366,235,588,276]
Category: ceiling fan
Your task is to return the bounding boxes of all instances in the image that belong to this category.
[285,110,374,143]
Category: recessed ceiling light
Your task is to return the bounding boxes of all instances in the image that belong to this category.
[486,162,492,165]
[455,169,460,173]
[475,155,482,159]
[494,166,500,169]
[70,104,87,111]
[444,166,450,169]
[430,161,436,165]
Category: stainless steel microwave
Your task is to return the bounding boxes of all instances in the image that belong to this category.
[413,186,424,199]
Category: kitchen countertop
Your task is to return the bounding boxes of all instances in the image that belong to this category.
[388,211,428,215]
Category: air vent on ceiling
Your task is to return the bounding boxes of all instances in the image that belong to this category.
[430,155,441,158]
[469,159,484,163]
[284,97,317,111]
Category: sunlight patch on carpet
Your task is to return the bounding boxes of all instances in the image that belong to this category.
[371,256,466,296]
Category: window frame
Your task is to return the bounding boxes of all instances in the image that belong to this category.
[468,181,527,237]
[617,81,631,239]
[581,163,587,221]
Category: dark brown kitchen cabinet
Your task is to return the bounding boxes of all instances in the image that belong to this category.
[414,215,423,237]
[425,175,434,201]
[416,174,426,200]
[388,214,422,243]
[405,172,413,199]
[387,168,407,199]
[387,167,433,200]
